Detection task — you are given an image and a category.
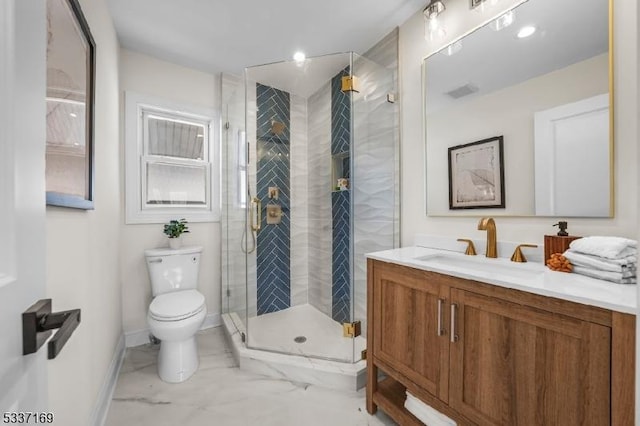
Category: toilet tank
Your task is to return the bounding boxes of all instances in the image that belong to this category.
[144,246,203,296]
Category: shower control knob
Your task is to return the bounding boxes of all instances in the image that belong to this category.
[266,205,283,224]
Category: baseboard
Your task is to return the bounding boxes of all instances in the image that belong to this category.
[201,312,221,330]
[124,328,151,348]
[125,313,221,348]
[89,334,125,426]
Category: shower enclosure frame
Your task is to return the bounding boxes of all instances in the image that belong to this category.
[221,51,398,367]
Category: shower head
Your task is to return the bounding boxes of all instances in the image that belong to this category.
[270,120,285,136]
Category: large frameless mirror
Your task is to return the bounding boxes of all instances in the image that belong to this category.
[424,0,612,217]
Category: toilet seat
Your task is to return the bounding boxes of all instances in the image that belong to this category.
[149,290,205,322]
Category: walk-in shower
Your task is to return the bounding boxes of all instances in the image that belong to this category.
[221,52,398,388]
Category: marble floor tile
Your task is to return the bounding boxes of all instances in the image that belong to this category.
[106,327,396,426]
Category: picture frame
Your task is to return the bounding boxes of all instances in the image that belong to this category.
[448,136,505,210]
[45,0,96,209]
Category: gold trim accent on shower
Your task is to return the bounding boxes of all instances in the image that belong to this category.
[343,321,361,338]
[251,197,261,232]
[341,76,360,93]
[608,0,615,218]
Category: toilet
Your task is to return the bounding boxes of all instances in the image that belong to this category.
[145,246,206,383]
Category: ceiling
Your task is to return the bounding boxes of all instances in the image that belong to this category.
[106,0,425,75]
[425,0,608,113]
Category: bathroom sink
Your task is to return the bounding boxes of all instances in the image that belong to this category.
[413,253,544,280]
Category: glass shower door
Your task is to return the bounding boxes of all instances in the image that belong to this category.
[350,53,397,363]
[241,52,397,364]
[221,73,248,334]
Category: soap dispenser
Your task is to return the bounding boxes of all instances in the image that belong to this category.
[543,221,582,263]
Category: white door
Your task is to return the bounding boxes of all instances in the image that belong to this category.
[0,0,49,414]
[534,94,610,217]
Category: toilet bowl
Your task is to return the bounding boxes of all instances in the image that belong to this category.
[145,246,206,383]
[148,289,206,383]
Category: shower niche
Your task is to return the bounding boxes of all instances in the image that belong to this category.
[331,152,350,192]
[221,52,398,376]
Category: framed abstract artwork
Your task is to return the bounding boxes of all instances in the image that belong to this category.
[448,136,505,209]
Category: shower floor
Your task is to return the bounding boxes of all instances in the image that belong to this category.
[246,304,366,362]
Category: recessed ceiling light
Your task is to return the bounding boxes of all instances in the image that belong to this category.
[69,112,77,118]
[293,51,306,63]
[517,25,536,39]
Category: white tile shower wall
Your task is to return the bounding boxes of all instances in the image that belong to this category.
[290,94,309,306]
[307,83,333,316]
[363,29,401,249]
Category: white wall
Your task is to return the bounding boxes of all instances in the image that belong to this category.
[636,2,640,423]
[119,49,221,335]
[399,0,638,244]
[45,0,122,424]
[426,53,608,216]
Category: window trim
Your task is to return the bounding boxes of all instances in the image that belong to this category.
[125,91,220,224]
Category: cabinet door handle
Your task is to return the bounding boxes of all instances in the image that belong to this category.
[437,298,446,336]
[450,303,459,343]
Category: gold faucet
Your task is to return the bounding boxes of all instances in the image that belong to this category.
[477,217,497,258]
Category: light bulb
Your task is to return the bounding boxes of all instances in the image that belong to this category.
[425,17,446,41]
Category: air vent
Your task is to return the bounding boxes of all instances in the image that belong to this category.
[446,84,479,99]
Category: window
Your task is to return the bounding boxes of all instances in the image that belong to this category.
[125,92,219,223]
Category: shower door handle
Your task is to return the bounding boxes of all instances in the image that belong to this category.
[251,197,261,232]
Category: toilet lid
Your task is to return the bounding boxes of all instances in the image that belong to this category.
[149,290,205,321]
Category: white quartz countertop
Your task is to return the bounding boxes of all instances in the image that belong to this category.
[366,246,637,315]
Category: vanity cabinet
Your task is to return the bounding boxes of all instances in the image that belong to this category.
[366,259,635,426]
[372,262,450,401]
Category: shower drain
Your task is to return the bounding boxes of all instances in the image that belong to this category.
[294,336,307,343]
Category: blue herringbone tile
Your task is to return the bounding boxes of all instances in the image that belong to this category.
[331,67,351,156]
[331,68,352,323]
[256,84,291,316]
[332,191,350,323]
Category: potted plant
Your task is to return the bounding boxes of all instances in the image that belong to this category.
[164,218,189,249]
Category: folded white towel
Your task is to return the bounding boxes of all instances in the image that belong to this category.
[573,266,637,284]
[569,236,637,260]
[405,392,457,426]
[563,250,637,273]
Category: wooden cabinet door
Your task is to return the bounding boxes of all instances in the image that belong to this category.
[372,262,450,401]
[449,288,611,426]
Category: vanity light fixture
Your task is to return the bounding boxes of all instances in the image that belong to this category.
[517,25,536,38]
[423,0,447,40]
[424,0,445,20]
[490,10,515,31]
